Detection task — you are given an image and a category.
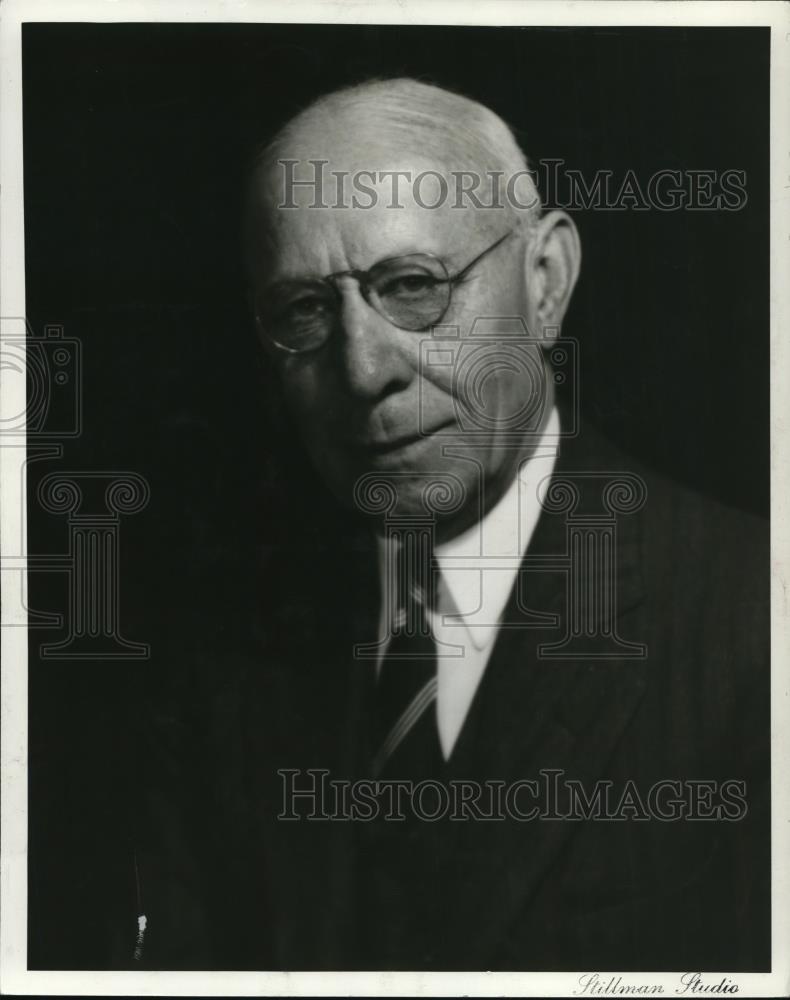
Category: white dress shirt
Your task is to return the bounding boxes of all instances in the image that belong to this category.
[376,407,560,759]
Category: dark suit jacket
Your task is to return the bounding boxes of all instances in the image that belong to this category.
[128,419,770,971]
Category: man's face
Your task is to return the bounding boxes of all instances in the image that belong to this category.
[249,145,551,532]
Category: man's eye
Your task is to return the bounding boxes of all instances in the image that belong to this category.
[281,297,330,322]
[380,273,442,298]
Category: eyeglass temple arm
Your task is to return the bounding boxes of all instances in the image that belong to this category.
[451,231,513,282]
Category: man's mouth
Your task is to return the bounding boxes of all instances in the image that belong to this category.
[354,422,453,456]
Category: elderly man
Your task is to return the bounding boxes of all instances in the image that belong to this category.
[134,79,769,972]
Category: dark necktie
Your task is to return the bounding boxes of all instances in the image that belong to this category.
[371,534,443,779]
[359,534,447,968]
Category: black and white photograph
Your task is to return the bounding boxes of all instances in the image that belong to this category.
[1,1,788,995]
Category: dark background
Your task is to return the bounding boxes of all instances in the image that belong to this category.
[22,24,770,967]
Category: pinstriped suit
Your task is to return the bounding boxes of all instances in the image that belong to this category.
[130,418,770,971]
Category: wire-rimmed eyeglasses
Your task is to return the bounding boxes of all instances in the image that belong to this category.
[254,230,513,355]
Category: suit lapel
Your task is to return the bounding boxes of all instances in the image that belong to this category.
[434,424,649,966]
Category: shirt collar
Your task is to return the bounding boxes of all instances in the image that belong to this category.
[377,407,561,650]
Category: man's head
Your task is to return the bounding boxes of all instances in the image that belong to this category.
[245,78,580,538]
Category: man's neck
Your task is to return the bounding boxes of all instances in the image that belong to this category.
[432,397,558,546]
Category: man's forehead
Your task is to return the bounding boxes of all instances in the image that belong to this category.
[252,160,491,276]
[271,105,446,172]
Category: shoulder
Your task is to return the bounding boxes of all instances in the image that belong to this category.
[558,418,770,702]
[563,417,768,576]
[571,419,769,728]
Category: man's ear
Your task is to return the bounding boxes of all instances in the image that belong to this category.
[526,210,582,333]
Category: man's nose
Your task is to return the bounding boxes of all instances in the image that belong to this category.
[335,283,413,400]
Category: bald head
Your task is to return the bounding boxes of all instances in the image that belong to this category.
[259,78,537,186]
[244,78,542,271]
[242,77,580,536]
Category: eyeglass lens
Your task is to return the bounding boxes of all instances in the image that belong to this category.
[259,253,451,352]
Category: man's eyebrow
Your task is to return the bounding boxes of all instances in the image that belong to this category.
[261,243,460,289]
[262,274,328,293]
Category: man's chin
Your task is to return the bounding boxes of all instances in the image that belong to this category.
[329,463,475,526]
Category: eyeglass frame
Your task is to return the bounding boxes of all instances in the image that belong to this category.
[254,229,514,355]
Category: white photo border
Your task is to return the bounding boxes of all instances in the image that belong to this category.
[1,1,788,996]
